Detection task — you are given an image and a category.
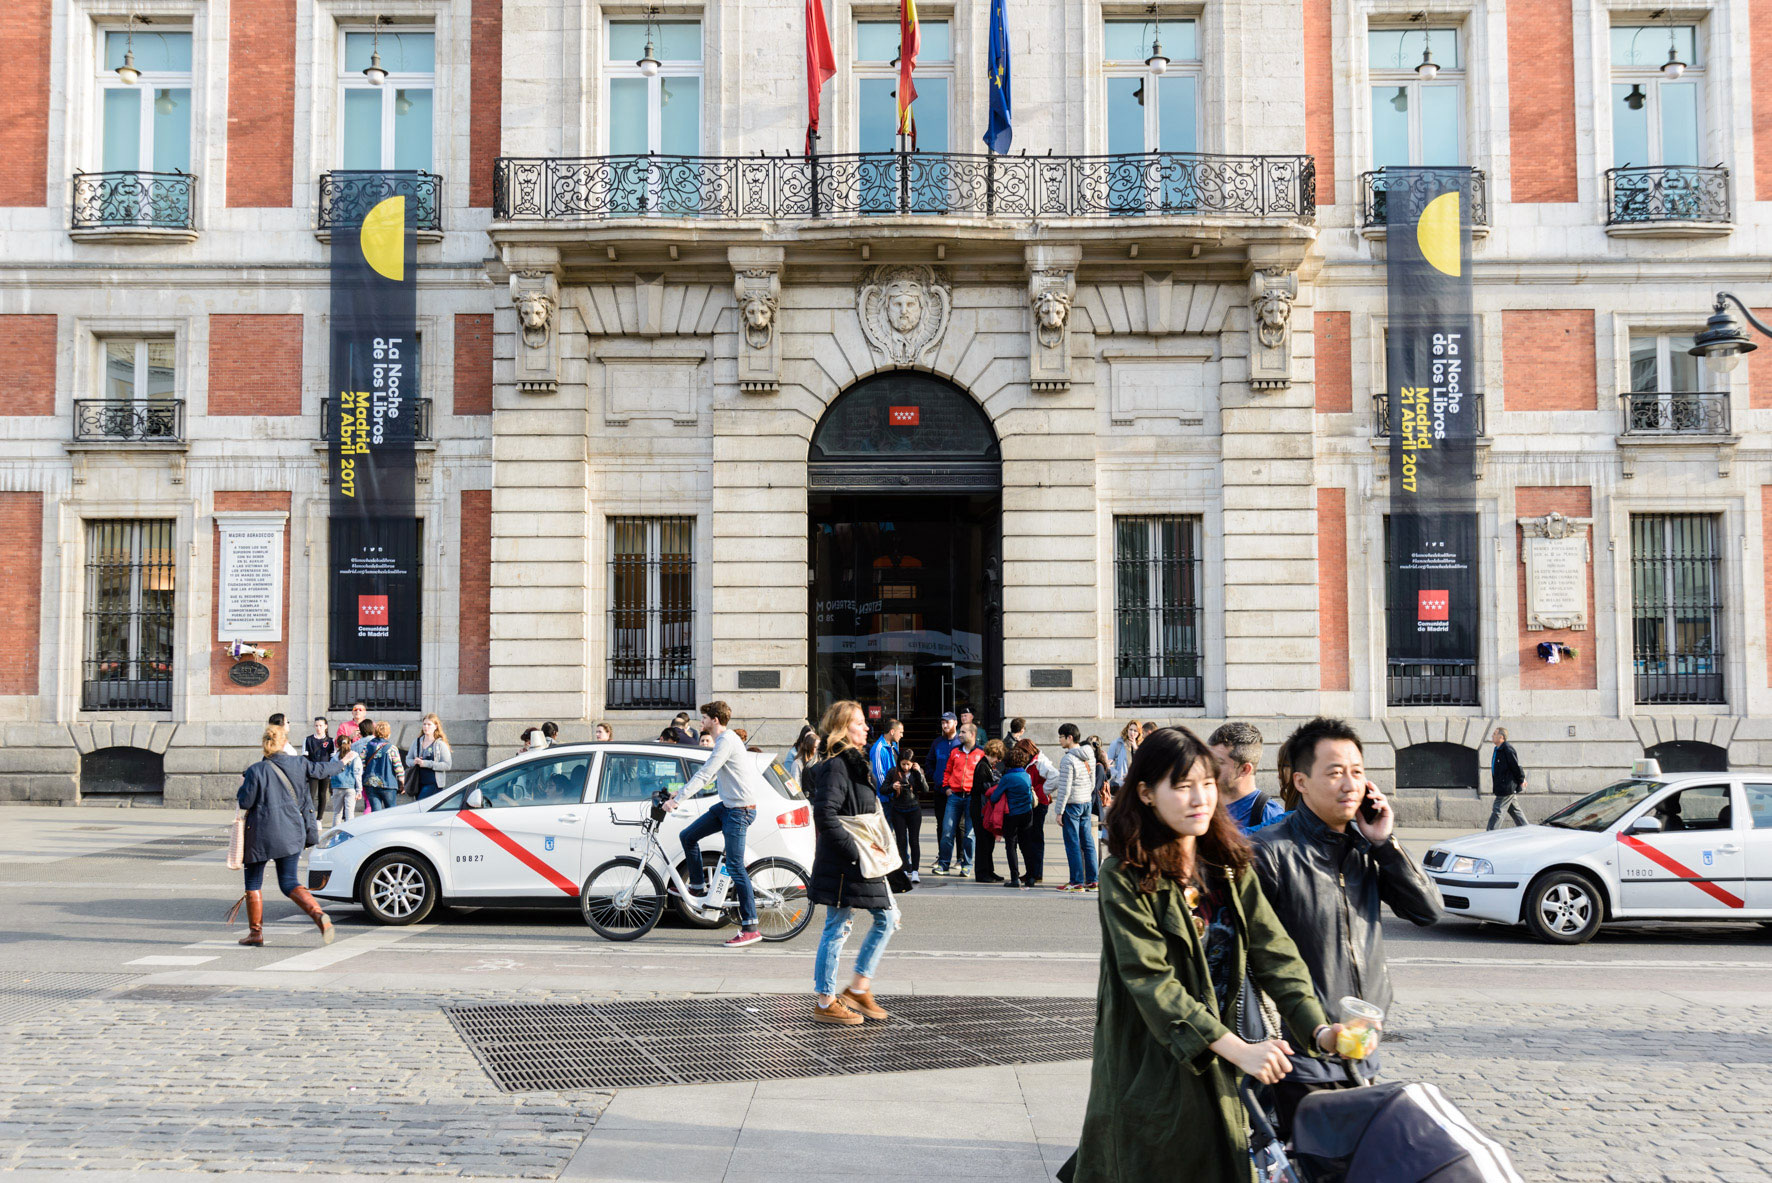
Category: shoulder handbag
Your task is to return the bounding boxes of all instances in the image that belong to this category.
[838,808,902,878]
[264,759,319,848]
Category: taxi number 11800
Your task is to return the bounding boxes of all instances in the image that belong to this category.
[456,854,484,863]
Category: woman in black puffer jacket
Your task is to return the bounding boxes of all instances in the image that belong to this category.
[808,699,899,1027]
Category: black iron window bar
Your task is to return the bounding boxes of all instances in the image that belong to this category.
[1387,660,1478,708]
[318,170,442,231]
[1113,516,1205,709]
[71,170,196,231]
[1605,164,1731,226]
[1359,166,1488,230]
[319,396,433,442]
[1631,513,1724,705]
[1619,390,1730,435]
[73,399,184,442]
[494,151,1315,221]
[83,518,176,711]
[608,516,695,711]
[1372,391,1486,437]
[329,670,422,713]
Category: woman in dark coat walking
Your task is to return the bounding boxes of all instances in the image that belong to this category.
[1058,727,1343,1183]
[808,699,899,1027]
[232,724,343,947]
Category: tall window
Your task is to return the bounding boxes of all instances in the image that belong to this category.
[101,28,192,175]
[93,339,179,440]
[1628,331,1700,394]
[1369,28,1463,169]
[1631,513,1724,705]
[1113,516,1203,708]
[1610,23,1701,220]
[1626,330,1722,433]
[856,19,951,153]
[84,520,176,711]
[608,20,702,156]
[341,30,434,170]
[1104,20,1198,156]
[608,517,694,710]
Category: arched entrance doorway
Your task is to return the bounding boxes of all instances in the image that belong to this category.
[808,373,1002,747]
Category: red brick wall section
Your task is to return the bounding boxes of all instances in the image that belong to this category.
[1317,487,1350,692]
[210,492,291,697]
[459,490,491,695]
[0,493,43,694]
[1750,309,1772,410]
[209,315,303,416]
[1315,311,1352,414]
[0,315,57,415]
[454,314,494,415]
[227,0,295,207]
[1515,486,1596,692]
[0,0,50,206]
[1303,0,1335,203]
[1756,1,1772,201]
[1507,0,1578,203]
[1502,310,1596,411]
[470,0,504,208]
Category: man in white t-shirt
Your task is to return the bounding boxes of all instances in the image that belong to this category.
[666,700,769,949]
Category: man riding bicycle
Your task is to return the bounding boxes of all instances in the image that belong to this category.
[665,701,771,949]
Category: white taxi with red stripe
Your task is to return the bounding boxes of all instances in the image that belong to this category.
[1422,767,1772,944]
[306,741,814,926]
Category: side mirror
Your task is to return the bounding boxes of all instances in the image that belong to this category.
[1628,815,1662,834]
[465,788,486,810]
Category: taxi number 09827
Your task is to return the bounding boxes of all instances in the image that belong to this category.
[456,854,484,863]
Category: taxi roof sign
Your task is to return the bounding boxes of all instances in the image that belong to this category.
[1631,757,1663,779]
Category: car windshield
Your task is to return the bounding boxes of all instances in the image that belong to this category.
[1542,780,1660,831]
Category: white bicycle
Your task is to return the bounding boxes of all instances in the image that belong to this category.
[580,790,813,942]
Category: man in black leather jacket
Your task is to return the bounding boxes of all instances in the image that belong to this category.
[1251,716,1442,1132]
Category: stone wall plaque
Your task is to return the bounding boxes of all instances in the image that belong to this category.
[216,512,286,641]
[736,670,781,690]
[1520,512,1592,631]
[228,660,271,688]
[1029,668,1073,688]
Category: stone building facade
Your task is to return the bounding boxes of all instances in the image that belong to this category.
[1,0,1769,821]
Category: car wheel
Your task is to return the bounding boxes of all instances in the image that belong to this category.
[1523,870,1603,944]
[672,853,731,929]
[359,852,439,925]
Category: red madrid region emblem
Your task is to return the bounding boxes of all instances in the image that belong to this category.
[888,406,920,426]
[1417,590,1450,622]
[358,595,390,627]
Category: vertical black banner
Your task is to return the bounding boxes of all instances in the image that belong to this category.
[329,185,420,671]
[1386,168,1479,664]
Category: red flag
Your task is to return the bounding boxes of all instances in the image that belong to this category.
[806,0,837,154]
[897,0,920,145]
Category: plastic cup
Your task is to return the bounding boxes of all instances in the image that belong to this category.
[1336,996,1384,1060]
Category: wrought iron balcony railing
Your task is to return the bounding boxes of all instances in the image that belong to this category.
[1359,167,1488,231]
[83,663,173,711]
[1605,164,1731,226]
[493,151,1316,222]
[1633,659,1724,706]
[1387,660,1478,708]
[320,397,433,442]
[1372,391,1486,438]
[318,170,442,232]
[73,399,185,442]
[1620,391,1731,435]
[71,170,196,231]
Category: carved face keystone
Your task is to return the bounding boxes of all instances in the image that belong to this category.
[886,287,923,335]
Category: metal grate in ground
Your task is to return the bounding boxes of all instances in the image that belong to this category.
[446,994,1096,1093]
[0,972,140,1027]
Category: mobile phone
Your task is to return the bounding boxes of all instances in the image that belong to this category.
[1359,785,1382,824]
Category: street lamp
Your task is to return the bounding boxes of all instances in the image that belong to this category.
[114,13,141,85]
[1688,292,1763,375]
[363,21,388,86]
[636,7,662,77]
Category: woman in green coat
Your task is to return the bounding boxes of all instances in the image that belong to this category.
[1058,726,1344,1183]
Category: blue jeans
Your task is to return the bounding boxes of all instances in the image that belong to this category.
[813,902,899,996]
[367,786,398,812]
[937,792,974,870]
[1061,801,1099,885]
[244,854,300,896]
[680,802,758,927]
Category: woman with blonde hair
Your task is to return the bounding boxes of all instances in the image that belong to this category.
[231,724,343,947]
[807,699,899,1026]
[405,713,453,800]
[1106,720,1141,793]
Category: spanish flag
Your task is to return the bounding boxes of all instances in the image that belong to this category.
[897,0,920,145]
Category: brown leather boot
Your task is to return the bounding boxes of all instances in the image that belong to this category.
[841,987,889,1020]
[288,886,335,945]
[236,891,264,946]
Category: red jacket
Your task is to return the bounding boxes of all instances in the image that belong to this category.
[943,746,985,793]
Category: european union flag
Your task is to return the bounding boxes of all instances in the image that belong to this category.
[983,0,1012,153]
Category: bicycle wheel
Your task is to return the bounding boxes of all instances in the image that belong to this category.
[580,857,667,941]
[746,857,813,942]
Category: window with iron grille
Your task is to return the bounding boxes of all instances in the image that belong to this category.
[83,519,176,710]
[329,521,423,712]
[1631,513,1724,704]
[1114,515,1203,708]
[1382,516,1478,707]
[608,516,695,710]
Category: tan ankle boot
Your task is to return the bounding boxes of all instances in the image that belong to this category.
[841,987,889,1020]
[235,891,264,946]
[288,886,335,944]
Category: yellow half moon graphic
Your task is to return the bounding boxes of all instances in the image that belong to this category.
[360,196,406,282]
[1417,191,1462,278]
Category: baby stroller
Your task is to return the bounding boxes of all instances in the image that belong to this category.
[1242,1078,1523,1183]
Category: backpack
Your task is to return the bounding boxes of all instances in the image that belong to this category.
[364,739,395,790]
